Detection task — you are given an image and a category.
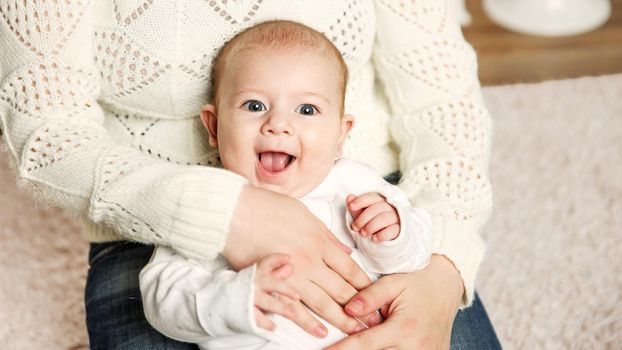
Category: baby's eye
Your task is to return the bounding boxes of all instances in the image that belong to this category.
[242,100,266,112]
[296,104,317,116]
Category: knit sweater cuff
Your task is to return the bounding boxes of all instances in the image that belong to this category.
[428,210,485,308]
[154,168,248,260]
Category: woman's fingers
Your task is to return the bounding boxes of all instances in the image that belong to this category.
[301,281,366,334]
[257,253,291,271]
[288,296,331,338]
[264,276,300,301]
[255,291,297,321]
[321,227,352,254]
[271,263,294,279]
[309,267,381,329]
[254,306,276,331]
[260,281,330,338]
[311,267,359,305]
[321,241,371,290]
[333,259,465,350]
[257,253,295,279]
[344,275,403,317]
[324,320,395,350]
[256,277,330,338]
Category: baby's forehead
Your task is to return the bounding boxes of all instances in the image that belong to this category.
[212,21,348,105]
[227,43,337,65]
[221,46,342,83]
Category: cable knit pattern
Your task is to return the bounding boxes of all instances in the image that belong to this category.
[373,1,492,304]
[0,0,491,304]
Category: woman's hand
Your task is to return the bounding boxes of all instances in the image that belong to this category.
[252,254,300,331]
[326,255,464,350]
[224,185,374,337]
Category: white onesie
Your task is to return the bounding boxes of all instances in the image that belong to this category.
[139,158,432,349]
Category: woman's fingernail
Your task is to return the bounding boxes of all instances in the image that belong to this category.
[368,313,380,326]
[352,323,366,333]
[346,300,364,314]
[314,326,327,338]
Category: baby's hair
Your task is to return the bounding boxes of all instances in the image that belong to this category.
[211,20,348,111]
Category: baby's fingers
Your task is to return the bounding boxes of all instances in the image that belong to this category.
[352,203,392,234]
[361,212,399,237]
[254,306,276,331]
[371,224,400,242]
[347,193,385,212]
[346,195,363,221]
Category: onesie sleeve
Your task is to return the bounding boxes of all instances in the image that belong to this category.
[0,1,246,259]
[139,246,262,342]
[372,0,493,306]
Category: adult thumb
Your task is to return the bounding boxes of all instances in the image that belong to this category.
[343,275,401,317]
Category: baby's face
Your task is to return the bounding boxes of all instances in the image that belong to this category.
[202,47,352,197]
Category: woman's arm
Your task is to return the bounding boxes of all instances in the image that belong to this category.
[325,1,494,348]
[0,4,374,334]
[0,0,247,259]
[371,0,492,306]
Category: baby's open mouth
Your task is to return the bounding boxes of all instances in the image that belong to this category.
[258,152,296,172]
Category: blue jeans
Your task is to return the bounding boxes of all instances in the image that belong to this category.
[85,243,500,349]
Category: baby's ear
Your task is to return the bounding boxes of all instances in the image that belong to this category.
[337,114,354,157]
[200,104,219,148]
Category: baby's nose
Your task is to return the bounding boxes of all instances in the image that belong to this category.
[261,112,293,135]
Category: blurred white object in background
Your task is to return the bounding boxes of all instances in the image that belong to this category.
[455,0,472,26]
[483,0,611,36]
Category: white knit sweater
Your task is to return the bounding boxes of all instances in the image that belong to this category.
[0,0,491,305]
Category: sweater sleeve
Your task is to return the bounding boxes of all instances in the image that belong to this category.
[139,247,261,342]
[372,0,493,306]
[0,1,246,259]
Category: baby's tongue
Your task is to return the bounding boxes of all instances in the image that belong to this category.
[260,152,290,172]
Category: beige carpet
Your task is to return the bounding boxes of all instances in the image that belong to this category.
[1,74,621,349]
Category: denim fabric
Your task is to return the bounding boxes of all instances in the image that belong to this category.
[85,242,199,350]
[85,243,500,350]
[85,172,500,349]
[451,294,502,349]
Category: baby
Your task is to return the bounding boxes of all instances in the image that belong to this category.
[139,20,432,350]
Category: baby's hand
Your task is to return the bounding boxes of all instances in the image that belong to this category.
[346,193,400,242]
[253,253,300,331]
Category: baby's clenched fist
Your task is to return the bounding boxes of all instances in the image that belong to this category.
[346,192,400,242]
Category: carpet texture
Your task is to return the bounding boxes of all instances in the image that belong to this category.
[1,74,621,349]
